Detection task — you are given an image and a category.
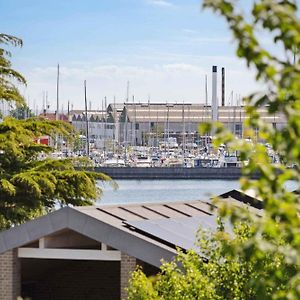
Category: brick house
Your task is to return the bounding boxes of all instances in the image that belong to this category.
[0,196,261,299]
[0,200,215,299]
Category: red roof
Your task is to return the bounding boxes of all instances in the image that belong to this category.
[38,113,68,121]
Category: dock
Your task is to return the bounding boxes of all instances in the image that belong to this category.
[95,166,246,180]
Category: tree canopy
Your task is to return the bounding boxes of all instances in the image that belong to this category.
[127,1,300,299]
[0,33,110,229]
[0,34,26,105]
[10,105,34,119]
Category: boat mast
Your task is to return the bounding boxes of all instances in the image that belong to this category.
[156,108,159,148]
[164,102,167,155]
[205,74,208,107]
[133,95,136,147]
[239,95,242,138]
[55,64,60,150]
[42,90,45,114]
[233,93,236,137]
[124,81,129,162]
[46,91,49,113]
[113,95,116,154]
[84,80,90,158]
[182,101,186,159]
[166,103,170,157]
[104,96,107,155]
[56,64,59,121]
[188,104,191,148]
[148,95,151,148]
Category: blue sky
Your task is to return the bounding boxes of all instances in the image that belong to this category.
[1,0,294,111]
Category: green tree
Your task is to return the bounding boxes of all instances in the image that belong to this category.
[0,34,26,105]
[128,223,288,300]
[10,105,34,119]
[127,1,300,299]
[0,34,111,229]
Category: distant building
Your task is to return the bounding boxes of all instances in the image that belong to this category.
[37,112,69,147]
[69,110,115,149]
[66,103,286,149]
[38,111,69,122]
[119,103,285,146]
[34,136,50,146]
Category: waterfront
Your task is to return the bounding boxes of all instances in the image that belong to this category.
[98,179,299,205]
[96,179,295,204]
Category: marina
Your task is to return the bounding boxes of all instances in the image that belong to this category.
[2,0,298,299]
[37,65,282,174]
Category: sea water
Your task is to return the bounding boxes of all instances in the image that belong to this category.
[97,179,299,205]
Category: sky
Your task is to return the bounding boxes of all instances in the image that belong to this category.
[1,0,296,111]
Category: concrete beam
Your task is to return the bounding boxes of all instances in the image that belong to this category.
[18,248,121,261]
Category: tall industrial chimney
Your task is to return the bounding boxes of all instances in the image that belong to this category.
[212,65,218,121]
[221,67,225,106]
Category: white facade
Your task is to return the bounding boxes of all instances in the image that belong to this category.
[71,113,116,149]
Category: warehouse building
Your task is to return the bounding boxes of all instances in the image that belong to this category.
[67,103,285,150]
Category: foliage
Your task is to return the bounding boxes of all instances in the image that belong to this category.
[73,133,86,152]
[128,1,300,299]
[0,34,26,105]
[0,35,111,229]
[128,222,290,300]
[0,116,111,228]
[10,105,34,119]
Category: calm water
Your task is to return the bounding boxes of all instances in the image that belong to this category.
[97,179,299,205]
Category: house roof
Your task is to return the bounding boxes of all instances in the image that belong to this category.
[0,196,262,267]
[219,189,264,210]
[122,103,210,123]
[38,113,69,122]
[69,110,106,115]
[107,103,125,112]
[0,200,215,267]
[119,103,285,124]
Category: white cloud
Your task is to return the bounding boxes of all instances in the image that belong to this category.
[23,58,263,112]
[162,63,204,73]
[147,0,174,8]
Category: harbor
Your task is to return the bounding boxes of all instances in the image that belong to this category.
[65,134,278,179]
[35,66,282,178]
[95,166,243,179]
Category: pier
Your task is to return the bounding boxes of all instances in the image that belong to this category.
[95,166,245,180]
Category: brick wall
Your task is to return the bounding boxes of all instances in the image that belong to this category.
[120,253,136,300]
[0,249,21,300]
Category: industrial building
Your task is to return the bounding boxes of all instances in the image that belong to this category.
[69,103,285,149]
[66,66,285,150]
